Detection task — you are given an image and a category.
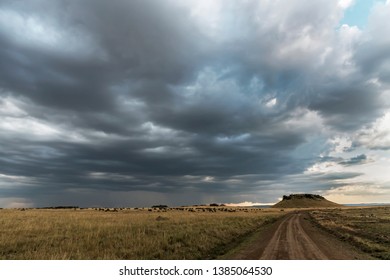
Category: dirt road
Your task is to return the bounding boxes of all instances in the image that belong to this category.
[260,213,328,259]
[226,212,371,260]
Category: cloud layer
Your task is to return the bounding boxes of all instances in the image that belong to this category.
[1,0,390,207]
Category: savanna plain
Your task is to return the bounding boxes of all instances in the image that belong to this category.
[0,206,389,260]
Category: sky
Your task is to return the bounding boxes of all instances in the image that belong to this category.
[1,0,390,208]
[340,0,382,28]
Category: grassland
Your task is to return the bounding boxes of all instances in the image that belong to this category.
[0,208,283,260]
[309,207,390,259]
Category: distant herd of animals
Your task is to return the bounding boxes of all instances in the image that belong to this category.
[12,205,267,213]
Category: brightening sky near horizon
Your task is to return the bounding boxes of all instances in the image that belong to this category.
[1,0,390,208]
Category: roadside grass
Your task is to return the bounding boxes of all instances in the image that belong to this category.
[0,208,282,260]
[309,207,390,259]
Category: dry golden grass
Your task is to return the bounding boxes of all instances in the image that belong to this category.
[309,207,390,259]
[0,208,283,260]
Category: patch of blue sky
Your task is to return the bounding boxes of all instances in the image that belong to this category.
[340,0,386,28]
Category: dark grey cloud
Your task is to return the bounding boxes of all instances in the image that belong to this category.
[339,154,369,166]
[308,84,384,131]
[314,171,364,180]
[0,0,389,207]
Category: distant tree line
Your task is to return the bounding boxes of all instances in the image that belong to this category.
[151,205,168,209]
[282,194,324,200]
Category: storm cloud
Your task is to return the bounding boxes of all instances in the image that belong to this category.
[1,0,390,207]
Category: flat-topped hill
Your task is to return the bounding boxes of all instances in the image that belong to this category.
[272,194,342,208]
